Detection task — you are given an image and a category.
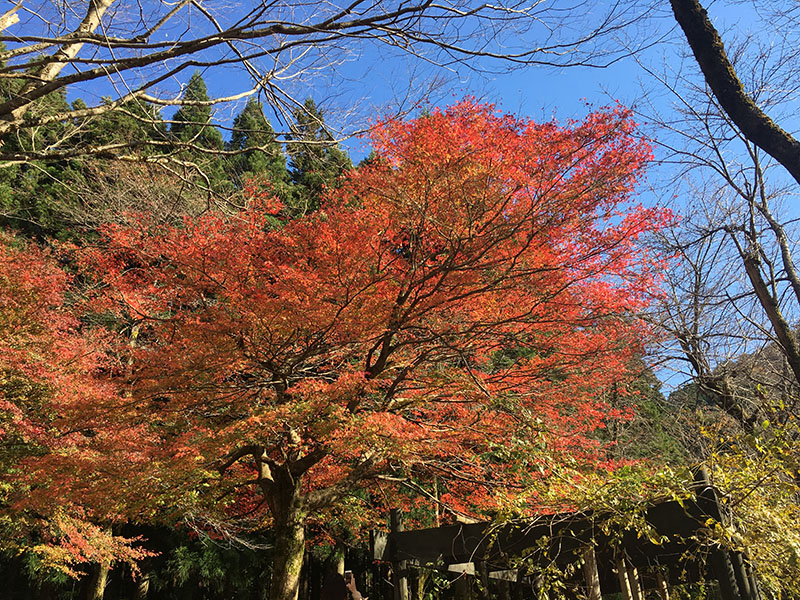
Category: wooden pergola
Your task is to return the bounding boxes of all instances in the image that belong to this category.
[371,473,760,600]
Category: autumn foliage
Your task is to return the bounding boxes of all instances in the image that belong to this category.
[0,235,155,576]
[53,100,665,599]
[3,100,668,599]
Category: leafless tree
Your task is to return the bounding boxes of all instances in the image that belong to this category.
[669,0,800,185]
[639,1,800,437]
[0,0,648,164]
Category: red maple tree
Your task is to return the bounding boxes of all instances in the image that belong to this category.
[77,101,668,600]
[0,234,154,580]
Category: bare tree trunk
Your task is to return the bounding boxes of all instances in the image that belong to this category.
[741,253,800,382]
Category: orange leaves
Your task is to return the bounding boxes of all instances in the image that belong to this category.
[0,233,165,573]
[0,234,116,443]
[32,514,155,578]
[64,100,670,535]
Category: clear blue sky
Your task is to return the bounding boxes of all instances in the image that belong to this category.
[54,0,796,390]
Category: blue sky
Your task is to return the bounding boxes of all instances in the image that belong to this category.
[24,0,796,389]
[50,0,772,159]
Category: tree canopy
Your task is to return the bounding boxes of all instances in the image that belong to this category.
[50,100,668,600]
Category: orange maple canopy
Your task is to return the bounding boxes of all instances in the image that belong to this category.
[10,100,669,596]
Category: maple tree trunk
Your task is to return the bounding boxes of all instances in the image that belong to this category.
[269,520,306,600]
[267,479,307,600]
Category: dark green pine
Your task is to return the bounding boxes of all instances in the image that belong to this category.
[227,99,290,198]
[171,72,224,150]
[286,98,352,216]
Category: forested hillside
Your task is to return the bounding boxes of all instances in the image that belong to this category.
[0,72,350,238]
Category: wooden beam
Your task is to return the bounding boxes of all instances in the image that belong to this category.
[390,510,410,600]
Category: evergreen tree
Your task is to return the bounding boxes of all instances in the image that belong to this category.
[170,72,224,150]
[75,97,166,151]
[226,99,289,198]
[286,99,352,216]
[600,360,690,466]
[169,71,228,193]
[0,64,78,237]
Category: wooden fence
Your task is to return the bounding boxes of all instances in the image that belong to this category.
[371,472,759,600]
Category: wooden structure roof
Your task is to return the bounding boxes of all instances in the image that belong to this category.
[370,473,760,600]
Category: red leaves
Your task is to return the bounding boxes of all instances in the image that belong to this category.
[14,101,672,546]
[0,234,163,575]
[0,234,115,446]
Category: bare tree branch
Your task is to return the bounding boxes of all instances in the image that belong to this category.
[670,0,800,185]
[0,0,648,162]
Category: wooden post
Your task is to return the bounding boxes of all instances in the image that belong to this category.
[696,468,742,600]
[616,556,642,600]
[134,570,151,600]
[390,509,410,600]
[511,569,524,600]
[381,563,392,600]
[616,558,633,600]
[731,552,755,600]
[746,562,761,600]
[709,550,742,600]
[626,564,642,600]
[371,555,381,600]
[582,546,602,600]
[499,578,512,600]
[655,569,670,600]
[476,560,490,600]
[453,570,471,600]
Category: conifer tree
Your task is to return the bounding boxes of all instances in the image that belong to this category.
[170,72,223,150]
[76,98,166,150]
[286,99,352,215]
[169,72,227,193]
[227,100,289,198]
[0,77,76,236]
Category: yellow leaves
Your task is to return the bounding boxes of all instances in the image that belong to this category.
[702,421,800,597]
[26,512,155,579]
